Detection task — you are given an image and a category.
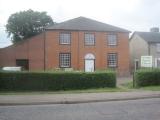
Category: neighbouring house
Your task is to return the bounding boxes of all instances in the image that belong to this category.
[130,27,160,71]
[0,17,130,76]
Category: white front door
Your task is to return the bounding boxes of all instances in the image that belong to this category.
[85,60,94,72]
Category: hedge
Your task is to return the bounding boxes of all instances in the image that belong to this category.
[0,71,116,91]
[134,69,160,87]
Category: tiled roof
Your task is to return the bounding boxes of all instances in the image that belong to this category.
[46,17,130,32]
[135,31,160,43]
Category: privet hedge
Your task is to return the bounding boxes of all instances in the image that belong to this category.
[0,71,116,91]
[134,69,160,87]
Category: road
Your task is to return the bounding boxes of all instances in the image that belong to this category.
[0,98,160,120]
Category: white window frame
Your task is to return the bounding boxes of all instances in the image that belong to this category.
[85,33,95,45]
[59,53,71,68]
[108,34,117,46]
[108,53,117,68]
[59,33,71,45]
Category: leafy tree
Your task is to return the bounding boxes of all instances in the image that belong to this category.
[6,9,54,43]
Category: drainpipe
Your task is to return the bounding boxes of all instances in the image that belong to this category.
[43,31,46,71]
[148,43,151,55]
[78,31,80,70]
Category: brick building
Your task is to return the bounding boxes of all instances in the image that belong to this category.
[0,17,130,76]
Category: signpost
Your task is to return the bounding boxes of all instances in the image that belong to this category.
[133,59,139,87]
[141,56,153,68]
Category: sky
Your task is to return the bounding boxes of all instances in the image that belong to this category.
[0,0,160,48]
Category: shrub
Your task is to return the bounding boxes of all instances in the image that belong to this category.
[134,69,160,87]
[0,71,116,91]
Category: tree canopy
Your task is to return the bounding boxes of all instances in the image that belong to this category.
[6,9,54,43]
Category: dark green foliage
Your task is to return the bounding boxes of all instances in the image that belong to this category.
[134,69,160,87]
[6,9,53,43]
[0,71,116,91]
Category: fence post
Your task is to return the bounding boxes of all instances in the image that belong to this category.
[133,59,139,88]
[133,72,135,88]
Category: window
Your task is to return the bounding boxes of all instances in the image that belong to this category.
[59,53,71,68]
[156,43,160,52]
[16,59,29,70]
[85,33,95,45]
[59,33,71,44]
[107,53,117,68]
[107,34,117,46]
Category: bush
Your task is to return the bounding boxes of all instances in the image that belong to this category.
[134,69,160,87]
[0,71,116,91]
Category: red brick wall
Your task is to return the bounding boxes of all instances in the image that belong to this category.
[45,30,130,75]
[0,30,130,76]
[0,46,16,67]
[0,33,44,70]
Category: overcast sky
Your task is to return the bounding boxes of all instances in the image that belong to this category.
[0,0,160,48]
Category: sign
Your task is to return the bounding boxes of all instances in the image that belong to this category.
[141,56,152,67]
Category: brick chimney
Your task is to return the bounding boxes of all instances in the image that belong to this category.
[150,27,159,32]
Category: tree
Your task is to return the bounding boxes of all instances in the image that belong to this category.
[6,9,54,43]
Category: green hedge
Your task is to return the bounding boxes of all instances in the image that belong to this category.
[0,71,116,91]
[134,69,160,87]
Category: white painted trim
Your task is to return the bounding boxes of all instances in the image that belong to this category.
[84,53,95,59]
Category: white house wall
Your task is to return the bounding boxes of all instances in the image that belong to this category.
[130,34,148,70]
[149,43,160,67]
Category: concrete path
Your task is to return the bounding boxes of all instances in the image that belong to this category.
[117,75,133,86]
[0,91,160,105]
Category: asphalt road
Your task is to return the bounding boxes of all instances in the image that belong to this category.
[0,98,160,120]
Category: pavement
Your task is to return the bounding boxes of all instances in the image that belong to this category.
[1,98,160,120]
[0,91,160,105]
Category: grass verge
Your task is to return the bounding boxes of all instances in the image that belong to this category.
[121,81,160,91]
[0,87,128,95]
[139,86,160,91]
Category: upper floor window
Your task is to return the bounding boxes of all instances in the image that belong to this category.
[59,33,71,45]
[107,53,117,68]
[59,53,71,68]
[156,43,160,52]
[85,33,95,45]
[107,34,117,46]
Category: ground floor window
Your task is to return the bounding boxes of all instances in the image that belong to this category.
[16,59,29,70]
[107,53,117,68]
[59,53,71,68]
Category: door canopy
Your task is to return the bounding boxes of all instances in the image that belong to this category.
[85,53,95,60]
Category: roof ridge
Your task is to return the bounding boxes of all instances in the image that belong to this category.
[135,31,160,33]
